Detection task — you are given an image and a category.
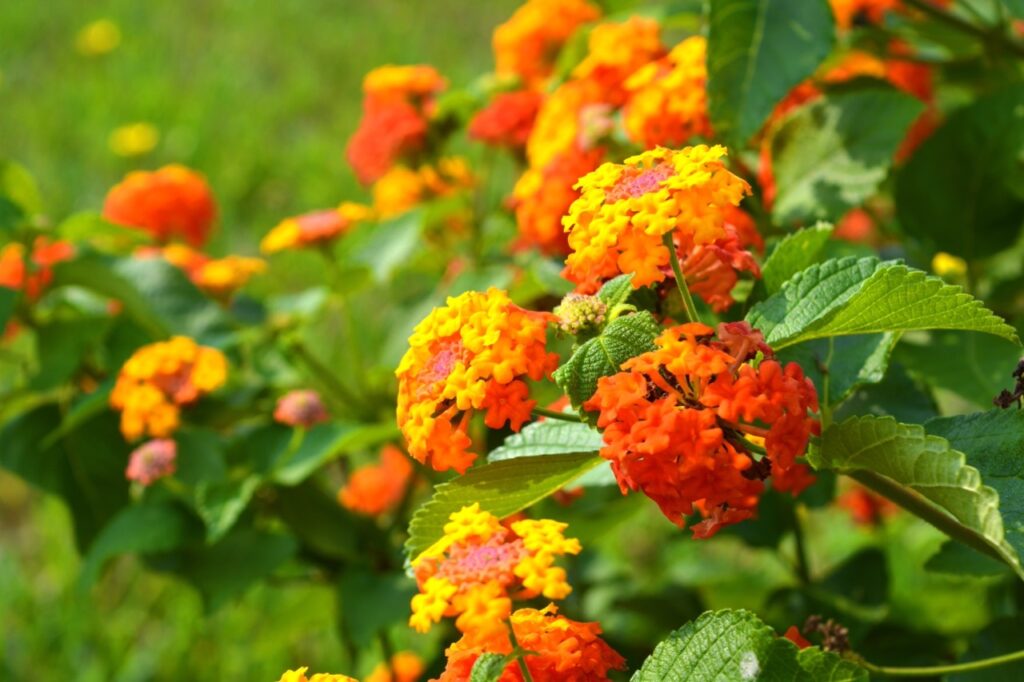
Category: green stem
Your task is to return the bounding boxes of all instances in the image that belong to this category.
[286,339,368,418]
[790,503,811,585]
[531,407,583,423]
[662,232,699,324]
[506,619,535,682]
[820,337,834,430]
[902,0,1024,59]
[857,648,1024,677]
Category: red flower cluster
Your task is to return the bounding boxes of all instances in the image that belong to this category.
[346,65,446,185]
[584,322,819,537]
[103,165,217,247]
[0,237,75,300]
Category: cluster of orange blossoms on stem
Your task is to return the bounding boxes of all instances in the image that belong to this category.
[492,0,600,88]
[372,157,473,219]
[0,237,75,300]
[395,288,557,473]
[436,605,626,682]
[261,202,372,254]
[145,244,265,298]
[410,504,581,643]
[338,444,414,517]
[584,322,819,538]
[563,145,753,299]
[346,65,446,185]
[277,668,357,682]
[364,652,424,682]
[110,336,228,440]
[102,164,217,247]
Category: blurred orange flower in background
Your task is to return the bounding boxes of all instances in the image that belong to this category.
[103,165,217,247]
[339,445,414,517]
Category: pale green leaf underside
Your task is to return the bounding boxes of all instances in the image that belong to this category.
[747,257,1019,349]
[631,609,866,681]
[405,452,602,559]
[816,416,1023,580]
[488,418,603,462]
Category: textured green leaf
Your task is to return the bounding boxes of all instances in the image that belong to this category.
[406,452,602,559]
[470,654,514,682]
[488,418,603,462]
[79,501,200,590]
[631,609,866,681]
[553,311,660,413]
[195,475,261,543]
[771,89,924,224]
[706,0,834,144]
[597,273,635,309]
[815,415,1024,580]
[777,333,897,405]
[761,223,834,295]
[897,84,1024,259]
[747,258,1018,349]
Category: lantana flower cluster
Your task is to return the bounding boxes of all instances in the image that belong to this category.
[0,237,75,301]
[261,202,373,254]
[103,164,217,247]
[395,288,557,473]
[584,322,819,538]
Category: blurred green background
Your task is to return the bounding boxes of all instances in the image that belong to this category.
[0,2,514,679]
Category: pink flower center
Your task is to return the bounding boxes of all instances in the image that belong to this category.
[436,533,528,588]
[605,161,675,202]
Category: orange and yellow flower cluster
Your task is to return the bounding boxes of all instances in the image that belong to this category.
[0,237,74,300]
[409,504,581,642]
[395,288,557,473]
[563,145,751,292]
[372,157,473,219]
[103,165,217,247]
[261,203,372,254]
[152,244,265,297]
[492,0,600,88]
[584,322,819,538]
[277,668,357,682]
[110,336,227,441]
[338,444,414,517]
[435,605,625,682]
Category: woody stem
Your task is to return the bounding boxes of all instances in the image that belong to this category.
[663,232,700,323]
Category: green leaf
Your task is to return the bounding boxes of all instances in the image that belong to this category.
[596,273,635,309]
[406,452,603,559]
[815,415,1024,580]
[896,84,1024,259]
[271,422,398,486]
[631,609,867,681]
[926,409,1024,568]
[0,287,19,331]
[173,428,228,486]
[347,209,423,283]
[57,212,150,252]
[488,419,603,462]
[770,88,925,224]
[0,160,43,216]
[337,568,417,649]
[274,480,366,560]
[706,0,835,145]
[470,654,514,682]
[194,475,261,543]
[79,501,200,590]
[30,316,111,390]
[760,223,834,295]
[776,333,897,405]
[925,540,1009,578]
[746,258,1019,349]
[553,311,660,414]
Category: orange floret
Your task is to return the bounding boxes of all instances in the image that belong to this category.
[409,504,581,643]
[624,36,712,148]
[103,165,217,247]
[0,237,75,300]
[435,605,625,682]
[469,89,543,149]
[571,17,665,105]
[364,651,424,682]
[363,65,446,103]
[583,322,819,537]
[110,336,228,441]
[339,445,414,517]
[563,145,751,290]
[493,0,601,88]
[395,288,557,472]
[261,203,372,254]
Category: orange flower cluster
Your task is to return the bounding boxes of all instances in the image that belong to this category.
[584,322,819,538]
[563,145,751,290]
[364,652,423,682]
[679,206,762,312]
[278,669,357,682]
[103,165,217,247]
[338,445,414,517]
[571,17,665,106]
[493,0,600,88]
[0,237,74,300]
[836,483,899,525]
[346,65,446,185]
[274,389,329,427]
[829,0,951,31]
[125,438,177,486]
[410,504,581,643]
[110,336,228,441]
[469,90,542,150]
[151,244,265,297]
[624,36,712,148]
[396,288,556,473]
[435,605,625,682]
[261,203,372,254]
[372,158,473,219]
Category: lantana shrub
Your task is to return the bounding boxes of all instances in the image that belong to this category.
[3,0,1024,680]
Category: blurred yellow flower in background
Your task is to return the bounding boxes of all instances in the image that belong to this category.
[931,251,967,278]
[76,19,122,56]
[109,122,159,157]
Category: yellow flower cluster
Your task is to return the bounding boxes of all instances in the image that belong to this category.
[624,36,712,148]
[396,288,556,473]
[570,17,664,105]
[110,336,227,440]
[363,64,446,101]
[372,158,474,219]
[277,668,357,682]
[563,145,750,288]
[410,504,581,644]
[493,0,600,88]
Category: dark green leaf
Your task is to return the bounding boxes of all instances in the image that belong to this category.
[406,452,603,559]
[337,568,416,649]
[925,540,1009,577]
[770,88,924,224]
[760,223,834,295]
[777,333,896,405]
[30,316,111,390]
[275,480,365,561]
[0,287,18,331]
[271,422,398,486]
[896,84,1024,259]
[706,0,835,144]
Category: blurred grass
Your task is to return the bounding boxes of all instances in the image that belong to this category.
[0,0,518,251]
[0,1,514,679]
